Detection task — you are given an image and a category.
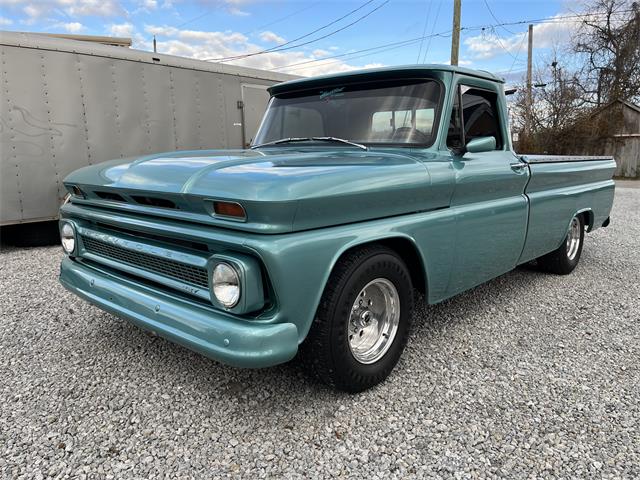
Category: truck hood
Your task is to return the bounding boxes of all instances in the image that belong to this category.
[65,148,448,233]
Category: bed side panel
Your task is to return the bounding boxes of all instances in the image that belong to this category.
[519,159,615,264]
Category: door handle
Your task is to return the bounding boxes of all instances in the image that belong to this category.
[510,162,528,172]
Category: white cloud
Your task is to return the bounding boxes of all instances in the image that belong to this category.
[464,31,527,61]
[132,0,157,14]
[146,25,247,44]
[61,22,85,33]
[3,0,124,20]
[0,16,13,26]
[67,0,123,16]
[23,3,48,20]
[145,24,382,77]
[110,22,134,37]
[259,31,285,44]
[228,7,249,16]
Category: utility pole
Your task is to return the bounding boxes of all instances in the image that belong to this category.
[153,35,157,53]
[450,0,461,66]
[524,24,533,142]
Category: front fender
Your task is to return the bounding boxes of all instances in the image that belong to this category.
[245,207,456,342]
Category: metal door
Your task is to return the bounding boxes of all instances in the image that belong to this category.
[447,150,529,295]
[241,84,271,147]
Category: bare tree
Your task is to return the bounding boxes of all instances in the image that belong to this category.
[511,51,588,153]
[512,1,639,153]
[574,0,640,105]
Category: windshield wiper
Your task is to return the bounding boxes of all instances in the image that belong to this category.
[311,137,368,150]
[250,137,308,149]
[251,136,367,150]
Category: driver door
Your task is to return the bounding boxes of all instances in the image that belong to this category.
[445,82,529,296]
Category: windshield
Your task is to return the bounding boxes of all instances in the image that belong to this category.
[253,79,442,147]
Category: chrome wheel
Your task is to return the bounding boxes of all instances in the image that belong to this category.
[348,278,400,364]
[566,217,582,260]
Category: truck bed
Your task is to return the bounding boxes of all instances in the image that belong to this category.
[520,154,614,164]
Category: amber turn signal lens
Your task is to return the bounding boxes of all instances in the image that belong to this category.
[213,201,246,219]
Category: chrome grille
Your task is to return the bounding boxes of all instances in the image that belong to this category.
[82,235,209,288]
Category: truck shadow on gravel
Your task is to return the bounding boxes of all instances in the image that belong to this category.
[92,263,554,403]
[409,263,547,336]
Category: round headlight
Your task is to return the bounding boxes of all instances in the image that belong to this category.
[212,262,240,308]
[60,222,76,254]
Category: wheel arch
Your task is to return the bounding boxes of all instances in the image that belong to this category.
[327,234,428,296]
[294,233,430,343]
[552,208,592,253]
[576,208,595,232]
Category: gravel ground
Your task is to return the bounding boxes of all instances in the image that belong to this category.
[1,186,638,479]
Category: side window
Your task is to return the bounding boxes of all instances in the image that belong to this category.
[461,87,502,148]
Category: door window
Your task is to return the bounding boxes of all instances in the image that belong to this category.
[461,87,502,148]
[447,85,502,150]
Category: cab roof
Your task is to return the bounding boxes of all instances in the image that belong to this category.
[268,64,504,95]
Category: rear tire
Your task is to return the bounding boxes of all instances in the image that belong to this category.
[537,214,585,275]
[300,245,414,393]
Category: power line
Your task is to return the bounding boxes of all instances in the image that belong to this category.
[175,10,215,29]
[173,2,322,36]
[247,2,322,35]
[268,8,635,71]
[484,26,519,61]
[203,0,386,62]
[276,38,434,73]
[478,0,521,61]
[482,0,515,34]
[273,0,452,71]
[285,43,422,73]
[421,0,443,63]
[462,8,635,32]
[415,0,433,62]
[271,31,452,72]
[505,30,528,76]
[212,0,390,63]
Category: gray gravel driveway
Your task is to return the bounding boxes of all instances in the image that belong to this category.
[1,186,638,479]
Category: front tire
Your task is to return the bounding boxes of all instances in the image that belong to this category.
[300,245,414,392]
[537,214,585,275]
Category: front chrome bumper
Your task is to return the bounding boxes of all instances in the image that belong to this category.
[59,258,298,368]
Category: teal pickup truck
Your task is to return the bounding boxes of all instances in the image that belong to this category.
[59,65,615,392]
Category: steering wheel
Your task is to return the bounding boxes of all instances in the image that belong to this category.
[391,127,429,143]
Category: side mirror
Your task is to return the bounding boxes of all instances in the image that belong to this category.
[466,136,496,153]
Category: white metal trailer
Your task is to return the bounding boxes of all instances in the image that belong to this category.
[0,31,295,229]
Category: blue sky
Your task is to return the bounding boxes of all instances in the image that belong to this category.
[0,0,585,80]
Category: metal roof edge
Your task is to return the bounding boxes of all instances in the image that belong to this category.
[268,64,504,94]
[0,30,297,82]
